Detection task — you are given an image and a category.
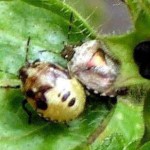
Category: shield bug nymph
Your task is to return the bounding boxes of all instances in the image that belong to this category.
[19,37,86,123]
[63,40,119,96]
[19,61,86,123]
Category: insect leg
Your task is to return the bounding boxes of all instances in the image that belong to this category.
[0,85,20,89]
[25,36,31,64]
[22,99,32,124]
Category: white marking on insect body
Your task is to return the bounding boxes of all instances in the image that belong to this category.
[66,40,119,96]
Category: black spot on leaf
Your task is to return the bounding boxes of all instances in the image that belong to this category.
[134,41,150,66]
[139,63,150,79]
[134,41,150,79]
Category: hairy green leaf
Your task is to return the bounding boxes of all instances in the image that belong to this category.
[0,0,108,150]
[0,0,150,150]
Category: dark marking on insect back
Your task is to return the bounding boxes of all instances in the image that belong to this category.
[62,91,70,102]
[35,87,50,110]
[41,94,47,102]
[68,98,76,107]
[48,63,57,69]
[36,100,48,110]
[19,67,28,83]
[49,63,71,79]
[26,90,35,98]
[35,85,52,102]
[35,91,47,103]
[39,85,52,94]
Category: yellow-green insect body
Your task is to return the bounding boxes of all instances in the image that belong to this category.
[19,61,86,122]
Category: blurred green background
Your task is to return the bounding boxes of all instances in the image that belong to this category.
[64,0,132,35]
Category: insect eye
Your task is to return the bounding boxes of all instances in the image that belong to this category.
[133,41,150,66]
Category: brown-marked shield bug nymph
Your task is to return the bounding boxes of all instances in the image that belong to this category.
[19,61,86,123]
[19,37,86,123]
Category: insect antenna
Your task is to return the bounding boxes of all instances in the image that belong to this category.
[0,37,31,81]
[60,13,75,60]
[35,13,75,61]
[25,36,31,65]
